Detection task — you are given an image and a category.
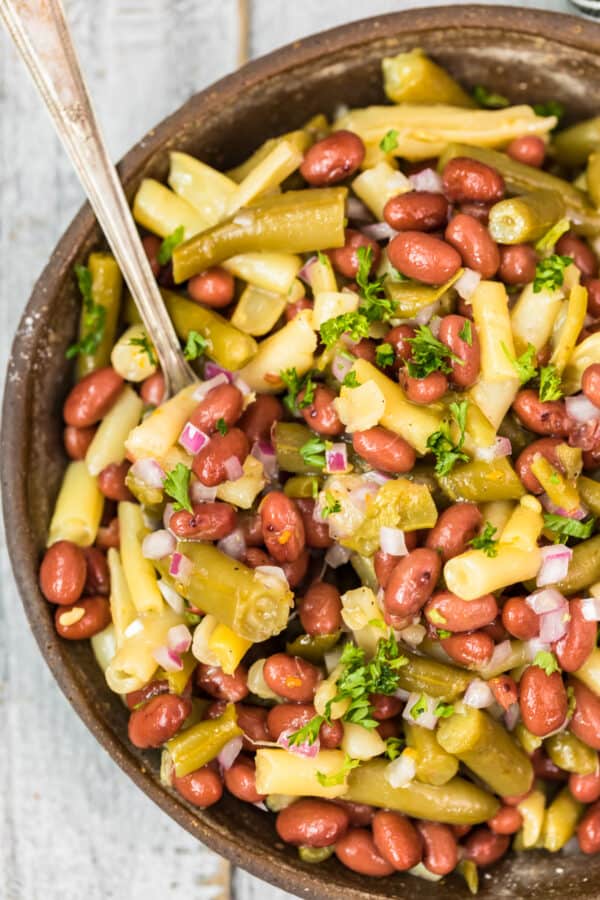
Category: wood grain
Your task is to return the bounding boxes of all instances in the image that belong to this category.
[0,1,573,898]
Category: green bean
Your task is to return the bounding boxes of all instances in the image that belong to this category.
[488,189,566,244]
[575,649,600,697]
[166,703,242,777]
[350,554,379,593]
[587,152,600,209]
[343,759,499,825]
[382,49,476,107]
[457,860,479,896]
[515,723,543,755]
[395,651,472,700]
[479,641,529,680]
[298,846,335,864]
[542,786,583,852]
[272,422,323,475]
[437,706,533,797]
[404,721,459,785]
[438,457,525,503]
[578,476,600,517]
[227,129,312,182]
[172,187,347,282]
[545,732,598,775]
[75,253,122,379]
[553,116,600,168]
[384,270,462,318]
[283,475,321,499]
[125,469,164,508]
[555,534,600,596]
[286,632,341,664]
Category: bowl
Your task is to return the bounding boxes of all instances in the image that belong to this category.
[3,5,600,898]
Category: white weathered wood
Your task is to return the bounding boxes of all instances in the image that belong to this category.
[0,1,574,898]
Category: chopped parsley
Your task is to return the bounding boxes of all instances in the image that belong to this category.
[426,400,469,477]
[539,364,563,402]
[384,737,405,761]
[407,325,462,379]
[184,611,203,627]
[157,225,185,265]
[300,436,327,468]
[322,490,342,518]
[66,264,107,359]
[437,629,452,640]
[410,694,428,720]
[469,521,499,557]
[216,418,228,436]
[502,341,537,384]
[533,254,573,294]
[317,250,328,266]
[458,320,473,346]
[320,311,371,349]
[343,371,360,388]
[129,333,157,366]
[379,129,399,153]
[427,608,447,626]
[535,218,570,254]
[375,342,395,368]
[435,701,455,718]
[280,367,316,414]
[533,100,565,123]
[183,330,209,361]
[473,85,509,108]
[163,463,193,513]
[288,715,324,747]
[532,650,561,677]
[316,754,360,787]
[543,513,596,541]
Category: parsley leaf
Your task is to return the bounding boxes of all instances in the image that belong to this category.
[317,250,328,266]
[129,333,157,366]
[437,629,452,639]
[320,311,371,349]
[407,325,462,379]
[157,225,185,265]
[532,650,561,677]
[163,463,193,513]
[316,754,360,787]
[469,521,499,557]
[426,400,469,476]
[458,320,473,346]
[435,701,454,718]
[379,129,399,153]
[184,611,203,627]
[427,608,447,626]
[384,737,405,761]
[322,490,341,518]
[66,264,107,359]
[183,330,209,361]
[535,218,571,254]
[216,418,228,436]
[473,85,510,108]
[287,715,324,747]
[356,247,394,320]
[410,694,428,720]
[375,342,394,368]
[539,364,563,402]
[533,254,573,294]
[533,100,565,123]
[501,341,537,384]
[300,436,327,468]
[280,367,316,414]
[543,514,595,541]
[342,371,360,388]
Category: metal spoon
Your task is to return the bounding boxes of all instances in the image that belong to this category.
[0,0,195,397]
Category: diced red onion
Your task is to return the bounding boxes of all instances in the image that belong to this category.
[152,645,183,672]
[251,440,278,481]
[380,526,408,557]
[346,196,373,223]
[142,529,176,560]
[536,545,573,587]
[526,587,567,615]
[204,362,233,383]
[224,456,244,481]
[525,637,551,661]
[277,729,321,758]
[565,393,600,424]
[130,458,166,488]
[409,169,444,193]
[190,480,218,503]
[414,300,440,326]
[167,624,192,654]
[325,443,348,474]
[179,422,210,455]
[539,493,588,520]
[539,607,569,643]
[217,735,243,770]
[474,436,512,462]
[504,703,520,731]
[464,679,494,709]
[298,255,318,285]
[217,528,247,561]
[163,502,175,530]
[324,543,352,569]
[487,639,513,672]
[192,373,229,402]
[158,579,185,614]
[364,470,391,486]
[402,692,437,730]
[455,268,482,301]
[332,353,354,383]
[169,552,193,583]
[581,596,600,621]
[233,375,252,397]
[361,221,399,241]
[385,752,417,788]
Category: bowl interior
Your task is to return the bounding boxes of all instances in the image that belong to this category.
[4,6,600,899]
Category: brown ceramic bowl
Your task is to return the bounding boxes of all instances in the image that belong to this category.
[3,5,600,897]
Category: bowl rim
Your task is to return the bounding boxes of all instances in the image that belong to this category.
[3,5,600,897]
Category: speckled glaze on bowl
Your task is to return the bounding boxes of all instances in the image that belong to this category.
[3,6,600,898]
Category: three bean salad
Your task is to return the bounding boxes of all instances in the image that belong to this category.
[38,48,600,891]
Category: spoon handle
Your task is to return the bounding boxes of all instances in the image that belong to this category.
[0,0,195,396]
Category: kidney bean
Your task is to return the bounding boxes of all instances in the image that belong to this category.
[388,232,462,285]
[570,769,600,804]
[239,511,264,547]
[277,798,349,846]
[369,693,403,721]
[554,598,596,673]
[378,720,402,742]
[238,394,283,444]
[260,492,305,564]
[571,679,600,750]
[282,548,310,588]
[374,544,418,589]
[506,135,546,168]
[438,314,481,389]
[440,630,494,667]
[299,583,342,635]
[173,766,223,807]
[295,499,332,550]
[519,665,568,737]
[187,267,235,307]
[459,202,492,224]
[196,663,248,702]
[142,234,162,277]
[125,679,169,711]
[386,325,415,366]
[335,828,395,876]
[267,703,342,749]
[402,371,448,404]
[98,461,133,501]
[425,502,483,562]
[384,548,441,619]
[489,674,519,711]
[453,824,473,839]
[445,213,500,278]
[224,755,265,803]
[352,426,416,474]
[63,424,96,460]
[55,596,111,640]
[383,191,448,232]
[299,385,343,436]
[332,800,374,827]
[96,517,120,551]
[189,384,244,434]
[127,693,192,748]
[556,233,598,279]
[578,801,600,854]
[463,827,510,867]
[531,747,567,782]
[372,811,422,871]
[483,616,509,644]
[425,590,498,633]
[300,130,365,186]
[285,297,314,321]
[40,540,87,605]
[243,547,274,569]
[140,370,166,406]
[512,389,570,437]
[235,703,270,750]
[63,367,124,428]
[586,279,600,318]
[488,805,523,835]
[501,595,540,640]
[515,437,563,494]
[417,821,458,876]
[263,654,321,703]
[169,501,237,540]
[582,364,600,410]
[192,427,249,487]
[326,228,380,279]
[83,547,110,596]
[498,244,538,285]
[442,157,505,204]
[352,338,378,363]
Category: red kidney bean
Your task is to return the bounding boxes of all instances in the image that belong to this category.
[377,719,402,741]
[352,426,416,474]
[498,244,538,285]
[438,314,481,389]
[571,679,600,750]
[335,828,395,876]
[383,191,449,232]
[506,135,546,168]
[372,811,422,871]
[263,654,321,703]
[296,499,332,550]
[282,548,310,589]
[300,130,365,186]
[238,394,283,444]
[125,679,169,711]
[299,384,344,436]
[223,755,265,803]
[260,492,306,564]
[388,232,462,285]
[243,547,274,569]
[63,367,124,428]
[425,590,498,633]
[425,502,483,562]
[173,767,223,807]
[556,233,598,279]
[531,747,567,782]
[285,297,314,321]
[277,798,350,846]
[442,157,505,204]
[40,540,87,605]
[519,666,568,737]
[169,501,237,540]
[326,228,380,279]
[351,338,378,364]
[369,693,403,721]
[586,279,600,318]
[402,371,448,404]
[54,596,111,640]
[384,548,441,619]
[463,827,510,867]
[440,630,494,667]
[332,800,375,827]
[489,674,519,711]
[570,769,600,804]
[488,805,523,835]
[142,234,161,277]
[458,202,491,225]
[267,703,342,749]
[554,598,596,673]
[98,461,133,501]
[140,370,166,406]
[63,424,96,460]
[374,545,417,589]
[127,693,192,748]
[96,517,120,551]
[299,583,342,635]
[578,801,600,854]
[189,384,244,434]
[196,663,248,702]
[83,546,110,596]
[503,790,532,807]
[187,267,235,307]
[452,824,473,839]
[417,821,458,876]
[239,511,264,547]
[512,389,570,437]
[515,437,563,494]
[483,616,510,644]
[192,427,249,487]
[582,364,600,409]
[386,325,415,366]
[235,703,270,750]
[445,213,500,278]
[501,595,540,640]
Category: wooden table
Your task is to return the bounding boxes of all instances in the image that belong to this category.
[0,1,576,897]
